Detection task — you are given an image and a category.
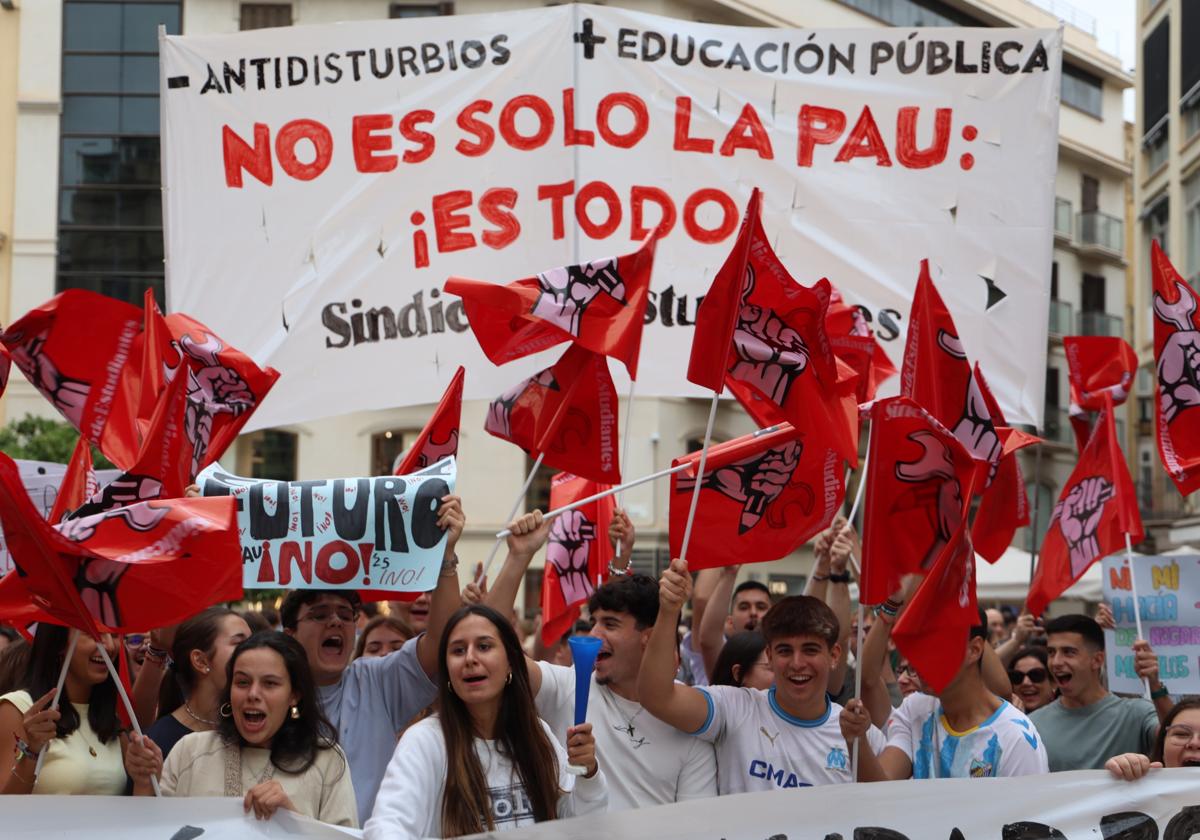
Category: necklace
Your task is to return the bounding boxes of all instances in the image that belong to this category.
[184,701,219,727]
[605,688,647,748]
[74,724,99,758]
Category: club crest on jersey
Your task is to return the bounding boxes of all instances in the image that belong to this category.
[969,758,994,778]
[826,746,848,771]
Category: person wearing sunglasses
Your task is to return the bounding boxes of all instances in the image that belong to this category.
[1008,647,1056,714]
[1106,698,1200,780]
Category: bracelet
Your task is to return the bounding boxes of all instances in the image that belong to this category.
[13,736,39,761]
[811,573,830,582]
[142,641,170,664]
[607,561,632,578]
[1151,684,1170,700]
[877,600,900,618]
[440,554,460,577]
[828,571,851,584]
[872,605,897,625]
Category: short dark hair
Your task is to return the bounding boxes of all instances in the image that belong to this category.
[711,631,767,687]
[587,574,658,629]
[969,607,988,640]
[279,590,363,630]
[1151,698,1200,764]
[1044,614,1104,650]
[760,595,839,647]
[732,580,771,603]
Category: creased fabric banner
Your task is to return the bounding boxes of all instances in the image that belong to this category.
[197,457,456,593]
[459,769,1200,840]
[2,796,359,840]
[161,6,1060,429]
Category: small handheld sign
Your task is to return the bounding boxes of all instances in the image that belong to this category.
[565,635,603,776]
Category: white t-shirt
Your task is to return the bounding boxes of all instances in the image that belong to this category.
[694,686,886,794]
[364,716,606,840]
[535,662,717,811]
[885,692,1049,779]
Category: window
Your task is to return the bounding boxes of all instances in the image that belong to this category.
[389,2,453,16]
[57,1,182,305]
[1025,482,1055,553]
[240,430,298,481]
[1145,195,1170,257]
[1143,19,1170,134]
[1062,64,1103,118]
[1080,175,1099,214]
[1081,273,1106,313]
[1050,262,1058,299]
[371,429,421,476]
[836,0,981,26]
[1183,3,1200,139]
[525,454,554,514]
[1045,367,1059,408]
[1186,174,1200,283]
[240,4,292,30]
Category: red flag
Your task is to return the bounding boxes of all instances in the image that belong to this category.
[900,260,1002,468]
[1064,336,1137,451]
[136,291,182,443]
[1151,241,1200,496]
[667,423,843,570]
[687,189,761,391]
[485,344,620,485]
[891,514,978,695]
[0,452,241,633]
[445,238,655,378]
[827,283,897,405]
[394,367,464,475]
[540,473,614,646]
[47,437,97,525]
[1025,406,1142,617]
[1,291,145,470]
[971,365,1037,564]
[860,397,979,606]
[164,312,280,478]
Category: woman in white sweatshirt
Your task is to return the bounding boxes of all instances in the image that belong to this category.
[365,604,606,838]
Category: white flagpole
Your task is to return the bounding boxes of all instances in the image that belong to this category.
[479,452,545,583]
[34,629,78,781]
[1124,534,1152,700]
[841,420,871,781]
[96,643,161,796]
[678,391,721,565]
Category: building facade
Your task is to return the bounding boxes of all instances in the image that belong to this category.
[0,0,1132,611]
[1133,0,1199,550]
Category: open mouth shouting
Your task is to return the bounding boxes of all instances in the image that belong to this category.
[239,707,270,738]
[1052,670,1072,690]
[319,632,347,663]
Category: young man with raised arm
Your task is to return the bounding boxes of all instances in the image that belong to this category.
[640,558,885,793]
[485,512,717,811]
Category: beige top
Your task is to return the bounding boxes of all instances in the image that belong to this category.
[0,690,125,795]
[162,730,358,828]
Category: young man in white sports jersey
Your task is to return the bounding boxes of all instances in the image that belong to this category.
[485,512,718,812]
[839,608,1048,780]
[639,558,886,794]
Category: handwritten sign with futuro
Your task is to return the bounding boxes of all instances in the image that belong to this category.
[197,457,456,593]
[1101,553,1199,696]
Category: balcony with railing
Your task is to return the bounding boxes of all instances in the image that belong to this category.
[1076,211,1124,260]
[1047,299,1073,338]
[1078,310,1123,337]
[1054,198,1073,240]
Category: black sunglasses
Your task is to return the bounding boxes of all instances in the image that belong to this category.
[1009,667,1048,685]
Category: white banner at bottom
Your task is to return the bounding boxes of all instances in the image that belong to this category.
[464,769,1200,840]
[1,796,360,839]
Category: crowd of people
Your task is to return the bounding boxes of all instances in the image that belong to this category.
[0,497,1191,837]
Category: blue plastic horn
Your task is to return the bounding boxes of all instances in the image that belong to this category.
[565,635,603,775]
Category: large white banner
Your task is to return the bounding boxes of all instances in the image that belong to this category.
[161,5,1060,430]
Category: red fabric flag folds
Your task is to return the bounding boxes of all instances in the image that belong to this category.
[485,344,620,485]
[445,238,655,378]
[668,423,843,571]
[47,436,97,525]
[1064,335,1137,452]
[1025,405,1142,617]
[860,397,979,606]
[1151,241,1200,496]
[827,283,897,405]
[0,452,241,633]
[394,366,464,475]
[540,472,614,646]
[971,365,1037,564]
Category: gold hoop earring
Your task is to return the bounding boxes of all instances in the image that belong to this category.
[219,703,232,718]
[290,705,300,720]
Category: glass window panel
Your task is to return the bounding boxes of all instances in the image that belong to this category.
[60,188,162,227]
[57,229,164,273]
[57,274,164,307]
[120,55,161,94]
[122,3,181,52]
[60,137,160,186]
[120,96,160,134]
[64,2,123,51]
[63,56,121,94]
[62,95,120,134]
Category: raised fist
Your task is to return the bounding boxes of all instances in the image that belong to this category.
[1153,283,1200,423]
[12,333,90,427]
[953,379,1002,471]
[75,557,128,627]
[71,475,163,520]
[547,510,596,604]
[678,440,800,533]
[531,258,625,336]
[895,431,964,570]
[731,302,810,406]
[1053,476,1114,576]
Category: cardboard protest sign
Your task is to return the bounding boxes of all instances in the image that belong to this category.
[198,458,456,593]
[161,7,1060,430]
[1102,553,1200,696]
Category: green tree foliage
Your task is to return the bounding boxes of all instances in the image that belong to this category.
[0,414,115,468]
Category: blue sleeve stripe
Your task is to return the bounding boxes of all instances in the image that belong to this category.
[691,688,715,736]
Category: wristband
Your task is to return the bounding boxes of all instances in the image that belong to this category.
[1150,684,1170,700]
[142,641,170,664]
[607,562,631,578]
[440,554,460,577]
[828,571,851,584]
[811,573,830,582]
[14,736,39,760]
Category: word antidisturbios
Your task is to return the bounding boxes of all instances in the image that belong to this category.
[220,89,978,189]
